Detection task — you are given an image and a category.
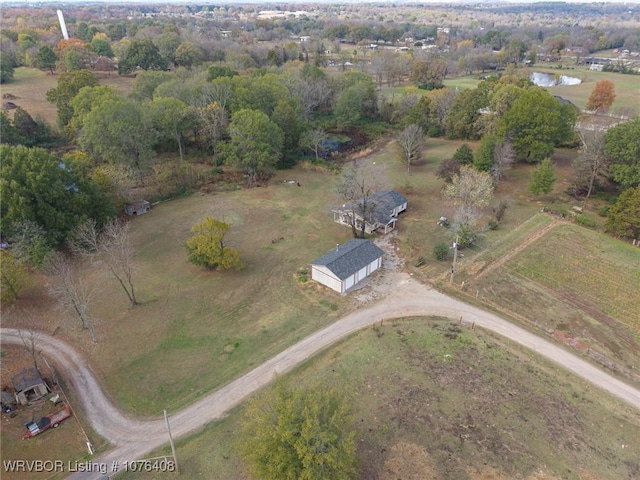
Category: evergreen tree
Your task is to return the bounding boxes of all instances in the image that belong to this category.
[529,158,556,196]
[605,187,640,239]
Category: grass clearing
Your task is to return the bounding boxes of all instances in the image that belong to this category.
[3,167,362,417]
[527,65,640,116]
[3,68,136,127]
[120,319,640,480]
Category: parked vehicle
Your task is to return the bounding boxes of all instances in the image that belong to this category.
[1,391,16,414]
[23,404,71,439]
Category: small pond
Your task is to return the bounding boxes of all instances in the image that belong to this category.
[530,72,582,87]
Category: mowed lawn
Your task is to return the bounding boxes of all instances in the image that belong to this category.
[3,67,135,127]
[526,66,640,116]
[121,319,640,480]
[89,169,363,415]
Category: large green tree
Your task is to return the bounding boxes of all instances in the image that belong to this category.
[46,69,99,127]
[69,85,120,135]
[0,145,112,245]
[605,186,640,239]
[184,216,242,270]
[445,87,488,140]
[149,97,190,161]
[0,52,14,83]
[35,46,57,74]
[78,98,155,171]
[118,39,167,74]
[271,99,303,169]
[499,87,576,163]
[0,111,26,145]
[89,37,114,58]
[334,81,377,128]
[241,384,357,480]
[225,109,284,185]
[0,250,27,305]
[605,117,640,188]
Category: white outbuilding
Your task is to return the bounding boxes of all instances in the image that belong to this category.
[310,239,384,294]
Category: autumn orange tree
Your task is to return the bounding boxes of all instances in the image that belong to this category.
[586,80,616,113]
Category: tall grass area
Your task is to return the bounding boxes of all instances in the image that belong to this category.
[121,319,640,480]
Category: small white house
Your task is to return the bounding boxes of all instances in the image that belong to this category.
[310,239,384,294]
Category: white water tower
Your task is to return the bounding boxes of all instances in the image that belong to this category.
[57,10,69,40]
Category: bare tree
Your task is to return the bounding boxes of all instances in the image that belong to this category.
[71,218,138,307]
[16,309,41,369]
[445,165,494,221]
[45,252,97,343]
[335,161,382,239]
[574,127,611,200]
[491,138,515,185]
[300,128,328,161]
[396,124,424,175]
[100,219,138,306]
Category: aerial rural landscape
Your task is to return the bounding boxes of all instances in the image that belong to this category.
[0,1,639,479]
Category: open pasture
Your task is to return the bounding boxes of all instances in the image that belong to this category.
[3,67,136,127]
[121,319,640,480]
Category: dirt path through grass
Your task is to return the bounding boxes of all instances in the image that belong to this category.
[472,217,560,281]
[2,272,639,480]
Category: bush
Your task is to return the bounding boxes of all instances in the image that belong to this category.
[493,199,510,222]
[433,242,450,261]
[455,223,478,249]
[574,214,597,229]
[488,219,499,230]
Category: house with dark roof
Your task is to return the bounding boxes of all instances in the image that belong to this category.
[310,239,384,294]
[333,190,407,235]
[12,368,50,405]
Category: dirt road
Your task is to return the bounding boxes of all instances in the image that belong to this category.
[2,272,638,479]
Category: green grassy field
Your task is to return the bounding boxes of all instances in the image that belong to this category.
[121,319,640,480]
[3,65,639,480]
[455,222,640,371]
[526,66,640,116]
[3,68,135,127]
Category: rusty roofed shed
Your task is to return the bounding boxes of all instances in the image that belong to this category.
[12,368,50,405]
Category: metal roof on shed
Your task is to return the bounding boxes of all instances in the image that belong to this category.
[310,239,384,280]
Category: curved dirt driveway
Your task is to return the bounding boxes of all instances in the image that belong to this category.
[2,273,639,479]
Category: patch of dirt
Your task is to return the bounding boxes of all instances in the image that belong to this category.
[380,442,439,480]
[466,465,512,480]
[352,230,405,305]
[223,344,235,353]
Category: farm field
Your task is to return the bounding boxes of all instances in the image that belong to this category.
[120,319,640,480]
[453,221,640,374]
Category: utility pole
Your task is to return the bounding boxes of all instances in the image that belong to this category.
[164,409,180,473]
[450,235,459,284]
